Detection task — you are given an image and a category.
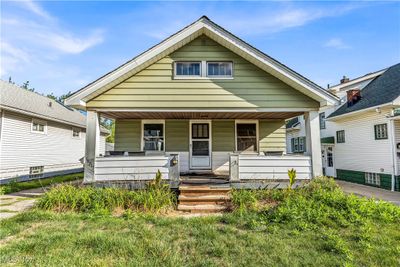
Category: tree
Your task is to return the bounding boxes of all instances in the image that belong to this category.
[21,81,35,92]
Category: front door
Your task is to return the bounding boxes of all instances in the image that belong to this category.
[322,145,335,177]
[190,121,211,169]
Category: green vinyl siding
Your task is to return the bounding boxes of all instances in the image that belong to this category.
[212,120,235,151]
[336,169,399,192]
[114,120,141,151]
[87,36,319,109]
[165,120,189,151]
[259,120,286,152]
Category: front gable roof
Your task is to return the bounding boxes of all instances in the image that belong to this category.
[328,63,400,119]
[65,16,339,109]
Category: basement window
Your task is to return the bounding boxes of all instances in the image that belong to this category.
[30,166,44,179]
[365,172,380,186]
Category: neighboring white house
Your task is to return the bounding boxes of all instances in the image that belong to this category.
[0,81,109,184]
[286,64,400,191]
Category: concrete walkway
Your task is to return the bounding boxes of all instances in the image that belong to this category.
[0,188,45,220]
[337,180,400,206]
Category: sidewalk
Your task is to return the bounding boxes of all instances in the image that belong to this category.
[0,187,45,220]
[336,180,400,206]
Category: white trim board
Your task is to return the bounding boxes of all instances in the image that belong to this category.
[65,16,339,109]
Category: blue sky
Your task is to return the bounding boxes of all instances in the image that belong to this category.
[1,1,400,96]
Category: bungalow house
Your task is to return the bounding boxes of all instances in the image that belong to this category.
[286,64,400,191]
[65,16,339,188]
[0,81,109,184]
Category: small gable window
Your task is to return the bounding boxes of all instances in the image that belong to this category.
[32,119,47,134]
[175,62,201,77]
[72,128,81,138]
[374,123,388,140]
[336,130,345,143]
[207,62,233,77]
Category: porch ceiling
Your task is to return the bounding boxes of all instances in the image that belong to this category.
[99,111,303,120]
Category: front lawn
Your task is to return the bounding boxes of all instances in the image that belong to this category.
[0,172,83,194]
[0,177,399,266]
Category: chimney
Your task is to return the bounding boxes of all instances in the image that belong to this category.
[48,101,52,107]
[346,89,361,107]
[340,75,350,84]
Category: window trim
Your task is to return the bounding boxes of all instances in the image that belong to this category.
[31,119,47,134]
[374,123,388,140]
[72,127,81,139]
[141,120,166,152]
[173,61,202,79]
[206,61,234,78]
[235,120,259,153]
[319,112,326,129]
[336,130,345,143]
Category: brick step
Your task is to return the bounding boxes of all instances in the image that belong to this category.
[177,204,229,213]
[179,186,231,194]
[178,194,230,205]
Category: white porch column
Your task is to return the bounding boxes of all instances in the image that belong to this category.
[304,111,322,177]
[84,111,100,183]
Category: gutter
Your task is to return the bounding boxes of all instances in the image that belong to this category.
[388,117,398,191]
[327,102,393,121]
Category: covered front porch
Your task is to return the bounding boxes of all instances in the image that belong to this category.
[85,110,322,188]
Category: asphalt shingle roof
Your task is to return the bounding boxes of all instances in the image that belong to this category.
[0,80,108,133]
[328,63,400,118]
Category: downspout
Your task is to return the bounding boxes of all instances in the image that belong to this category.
[388,118,397,191]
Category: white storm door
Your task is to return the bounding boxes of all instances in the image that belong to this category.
[189,121,211,169]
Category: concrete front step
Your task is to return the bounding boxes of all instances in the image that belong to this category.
[177,204,229,213]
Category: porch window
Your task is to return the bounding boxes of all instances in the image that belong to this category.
[174,62,201,77]
[143,123,164,151]
[236,123,257,152]
[207,62,233,77]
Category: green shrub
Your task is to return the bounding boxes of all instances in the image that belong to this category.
[230,177,400,230]
[37,184,177,214]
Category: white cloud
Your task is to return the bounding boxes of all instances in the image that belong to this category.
[1,1,104,76]
[324,38,351,49]
[18,0,53,20]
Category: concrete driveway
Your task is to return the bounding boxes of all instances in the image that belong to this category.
[337,180,400,206]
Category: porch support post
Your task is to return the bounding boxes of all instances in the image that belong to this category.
[304,111,322,177]
[84,111,100,183]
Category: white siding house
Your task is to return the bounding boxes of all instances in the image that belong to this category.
[286,65,400,191]
[0,81,108,183]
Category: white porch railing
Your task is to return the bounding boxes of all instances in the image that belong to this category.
[94,154,179,182]
[229,154,312,180]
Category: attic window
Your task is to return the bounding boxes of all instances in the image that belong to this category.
[174,62,201,77]
[207,62,233,77]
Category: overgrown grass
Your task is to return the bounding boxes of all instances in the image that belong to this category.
[1,177,399,266]
[0,172,83,194]
[37,184,177,214]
